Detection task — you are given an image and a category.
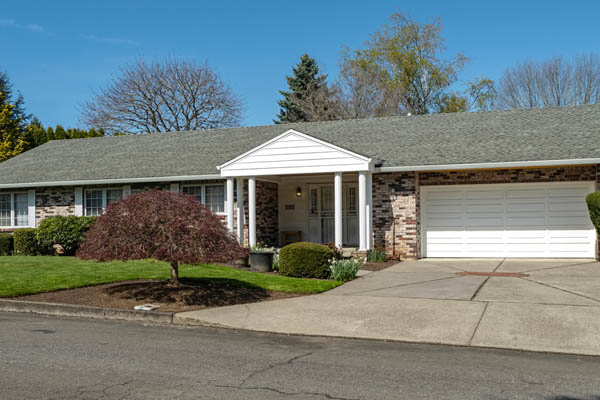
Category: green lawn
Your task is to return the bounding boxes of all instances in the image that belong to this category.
[0,256,341,297]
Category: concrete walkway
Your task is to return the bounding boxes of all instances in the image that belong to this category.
[175,259,600,356]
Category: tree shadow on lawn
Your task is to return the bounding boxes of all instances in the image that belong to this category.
[104,278,270,308]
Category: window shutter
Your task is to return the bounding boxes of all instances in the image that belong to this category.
[170,183,179,193]
[123,185,131,198]
[27,190,36,227]
[74,187,83,216]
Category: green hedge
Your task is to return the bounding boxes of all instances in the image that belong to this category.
[36,216,96,256]
[278,242,334,279]
[586,191,600,234]
[0,233,13,255]
[14,228,39,255]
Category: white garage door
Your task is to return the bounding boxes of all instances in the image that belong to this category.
[421,182,596,258]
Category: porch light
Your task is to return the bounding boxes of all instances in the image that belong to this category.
[296,187,302,197]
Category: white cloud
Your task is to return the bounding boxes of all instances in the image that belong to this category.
[81,34,138,46]
[25,24,44,33]
[0,19,45,33]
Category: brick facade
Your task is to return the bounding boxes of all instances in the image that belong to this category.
[372,166,598,260]
[234,180,279,247]
[35,187,76,226]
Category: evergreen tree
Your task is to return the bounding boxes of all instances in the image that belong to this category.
[275,54,329,123]
[0,73,28,162]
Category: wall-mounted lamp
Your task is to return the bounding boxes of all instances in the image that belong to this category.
[296,187,302,197]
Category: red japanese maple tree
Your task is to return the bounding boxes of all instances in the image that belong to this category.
[77,190,245,284]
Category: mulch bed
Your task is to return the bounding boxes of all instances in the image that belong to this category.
[15,279,304,313]
[361,259,399,272]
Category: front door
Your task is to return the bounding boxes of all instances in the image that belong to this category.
[308,184,358,246]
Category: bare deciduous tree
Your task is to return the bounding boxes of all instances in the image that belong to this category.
[496,53,600,109]
[81,59,242,134]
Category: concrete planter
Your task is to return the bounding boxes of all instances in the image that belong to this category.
[249,252,273,272]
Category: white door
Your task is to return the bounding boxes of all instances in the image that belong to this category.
[421,182,596,258]
[308,184,358,246]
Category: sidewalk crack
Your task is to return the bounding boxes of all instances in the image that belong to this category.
[468,302,489,346]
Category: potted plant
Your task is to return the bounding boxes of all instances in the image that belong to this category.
[249,242,274,272]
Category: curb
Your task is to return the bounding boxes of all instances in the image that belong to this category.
[0,299,174,324]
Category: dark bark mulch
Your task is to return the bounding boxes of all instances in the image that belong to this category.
[15,279,303,313]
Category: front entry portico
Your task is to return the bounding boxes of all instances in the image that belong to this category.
[218,129,375,250]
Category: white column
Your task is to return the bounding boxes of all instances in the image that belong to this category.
[236,178,244,244]
[334,172,343,248]
[358,171,367,251]
[366,172,373,250]
[226,177,234,233]
[248,176,256,247]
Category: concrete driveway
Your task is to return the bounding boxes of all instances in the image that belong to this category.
[176,259,600,356]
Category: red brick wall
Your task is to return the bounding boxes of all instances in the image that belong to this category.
[233,179,279,247]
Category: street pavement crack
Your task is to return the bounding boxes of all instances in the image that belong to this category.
[210,383,361,399]
[239,352,313,388]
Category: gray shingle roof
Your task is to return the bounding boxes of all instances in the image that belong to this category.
[1,104,600,185]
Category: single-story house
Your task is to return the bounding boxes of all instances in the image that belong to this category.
[1,104,599,259]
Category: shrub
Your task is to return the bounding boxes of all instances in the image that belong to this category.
[279,242,334,279]
[77,190,246,284]
[586,191,600,234]
[330,257,364,282]
[36,216,96,256]
[367,246,387,263]
[326,242,343,260]
[0,233,13,256]
[14,228,39,255]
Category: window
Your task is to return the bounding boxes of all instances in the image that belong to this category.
[85,188,123,216]
[182,184,225,214]
[0,192,30,228]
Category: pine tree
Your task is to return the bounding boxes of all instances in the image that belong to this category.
[275,54,328,123]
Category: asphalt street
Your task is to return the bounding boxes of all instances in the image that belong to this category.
[0,312,599,399]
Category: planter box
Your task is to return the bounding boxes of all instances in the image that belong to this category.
[249,252,273,272]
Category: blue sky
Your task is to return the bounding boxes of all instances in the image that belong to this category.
[1,0,599,129]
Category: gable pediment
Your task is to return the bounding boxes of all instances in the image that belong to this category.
[218,130,372,177]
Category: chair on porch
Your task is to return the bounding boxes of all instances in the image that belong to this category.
[280,230,302,247]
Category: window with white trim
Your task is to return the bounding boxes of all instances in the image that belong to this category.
[0,192,30,227]
[85,188,123,216]
[182,184,225,213]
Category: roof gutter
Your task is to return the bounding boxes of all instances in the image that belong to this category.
[376,158,600,173]
[0,174,223,189]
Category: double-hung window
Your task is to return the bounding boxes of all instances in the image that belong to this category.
[182,184,225,214]
[0,193,30,228]
[85,188,123,216]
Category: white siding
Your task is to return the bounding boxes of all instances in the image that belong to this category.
[220,131,370,177]
[421,182,596,258]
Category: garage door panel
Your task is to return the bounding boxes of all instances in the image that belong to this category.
[548,201,588,212]
[507,189,546,199]
[422,182,595,258]
[506,202,546,212]
[506,216,546,226]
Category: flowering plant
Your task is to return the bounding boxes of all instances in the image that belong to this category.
[329,256,364,281]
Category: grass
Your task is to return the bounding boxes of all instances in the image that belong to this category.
[0,256,342,297]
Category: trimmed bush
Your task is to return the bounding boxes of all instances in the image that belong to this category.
[586,191,600,234]
[279,242,334,279]
[13,228,39,255]
[36,216,96,256]
[0,233,13,255]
